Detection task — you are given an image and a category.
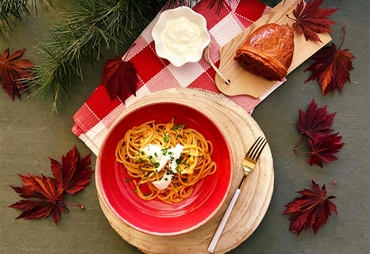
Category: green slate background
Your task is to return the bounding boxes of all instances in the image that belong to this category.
[1,0,369,253]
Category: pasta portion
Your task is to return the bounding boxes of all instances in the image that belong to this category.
[115,119,216,204]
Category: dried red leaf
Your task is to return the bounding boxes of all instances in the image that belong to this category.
[282,180,338,235]
[101,55,138,102]
[9,146,92,224]
[289,0,338,42]
[0,48,35,99]
[294,99,345,167]
[305,26,355,95]
[298,98,336,142]
[307,133,345,167]
[9,174,67,224]
[50,146,93,195]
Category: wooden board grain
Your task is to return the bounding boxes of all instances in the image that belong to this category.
[215,0,332,98]
[96,88,274,254]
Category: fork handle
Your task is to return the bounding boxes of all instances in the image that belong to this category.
[207,188,241,253]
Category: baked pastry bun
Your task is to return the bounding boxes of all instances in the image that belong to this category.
[234,23,294,81]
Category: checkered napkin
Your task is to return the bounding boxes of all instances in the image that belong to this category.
[72,0,273,155]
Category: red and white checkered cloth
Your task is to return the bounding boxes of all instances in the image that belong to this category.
[72,0,275,155]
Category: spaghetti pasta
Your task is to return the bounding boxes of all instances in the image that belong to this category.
[115,119,217,204]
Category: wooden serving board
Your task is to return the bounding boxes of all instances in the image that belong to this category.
[96,88,274,254]
[215,0,332,98]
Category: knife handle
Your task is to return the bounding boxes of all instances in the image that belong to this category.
[207,188,241,253]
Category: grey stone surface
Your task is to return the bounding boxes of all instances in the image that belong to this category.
[1,0,369,253]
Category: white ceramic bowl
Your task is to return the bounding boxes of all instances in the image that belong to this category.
[152,6,210,67]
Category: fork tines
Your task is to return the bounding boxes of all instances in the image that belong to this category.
[246,136,267,162]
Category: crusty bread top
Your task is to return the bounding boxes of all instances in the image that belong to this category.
[234,23,294,81]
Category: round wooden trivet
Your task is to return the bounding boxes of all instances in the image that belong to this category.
[95,88,274,254]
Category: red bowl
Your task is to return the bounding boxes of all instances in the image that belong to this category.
[96,102,233,235]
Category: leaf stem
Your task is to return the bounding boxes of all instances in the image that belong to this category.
[66,203,85,209]
[293,136,311,154]
[327,180,337,194]
[122,43,136,62]
[285,13,296,22]
[338,26,346,50]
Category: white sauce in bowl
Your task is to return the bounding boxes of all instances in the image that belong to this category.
[160,16,202,59]
[140,143,184,190]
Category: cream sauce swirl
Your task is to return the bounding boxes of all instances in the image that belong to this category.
[140,143,184,190]
[160,16,202,59]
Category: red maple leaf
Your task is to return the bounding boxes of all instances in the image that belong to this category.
[289,0,338,42]
[297,98,336,142]
[50,146,93,194]
[101,54,138,102]
[304,26,355,95]
[9,146,92,224]
[0,48,35,99]
[9,174,67,224]
[307,133,345,167]
[294,99,345,167]
[282,180,338,235]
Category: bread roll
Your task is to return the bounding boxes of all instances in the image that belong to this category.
[234,23,294,81]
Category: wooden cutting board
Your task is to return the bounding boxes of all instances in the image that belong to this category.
[96,88,274,254]
[215,0,332,98]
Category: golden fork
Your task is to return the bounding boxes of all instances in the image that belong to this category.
[207,136,268,253]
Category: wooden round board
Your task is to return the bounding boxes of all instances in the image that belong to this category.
[95,88,274,254]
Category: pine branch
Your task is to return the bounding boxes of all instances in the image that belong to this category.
[0,0,53,31]
[27,0,163,113]
[0,0,28,29]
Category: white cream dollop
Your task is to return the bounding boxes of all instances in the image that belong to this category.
[140,144,184,190]
[160,16,202,59]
